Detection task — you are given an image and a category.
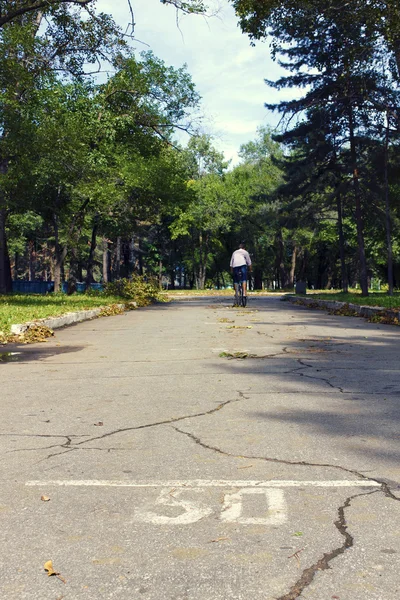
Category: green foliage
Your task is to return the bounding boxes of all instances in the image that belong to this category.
[3,0,400,296]
[103,276,167,306]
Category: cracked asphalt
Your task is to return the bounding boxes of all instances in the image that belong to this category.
[0,295,399,599]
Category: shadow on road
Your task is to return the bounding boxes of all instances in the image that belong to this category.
[207,297,400,473]
[0,344,87,364]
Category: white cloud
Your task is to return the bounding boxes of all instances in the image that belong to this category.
[98,0,295,164]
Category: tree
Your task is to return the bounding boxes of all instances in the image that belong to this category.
[171,135,232,289]
[0,0,131,293]
[232,2,400,295]
[0,0,207,28]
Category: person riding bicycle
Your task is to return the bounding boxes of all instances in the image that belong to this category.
[230,242,252,306]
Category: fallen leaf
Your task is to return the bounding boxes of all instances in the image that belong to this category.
[41,495,50,502]
[44,560,56,576]
[94,422,103,426]
[44,560,66,584]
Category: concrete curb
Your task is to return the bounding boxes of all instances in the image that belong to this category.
[10,302,137,335]
[284,295,400,320]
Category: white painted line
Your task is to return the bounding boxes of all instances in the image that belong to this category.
[25,479,380,488]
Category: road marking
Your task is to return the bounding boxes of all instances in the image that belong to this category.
[221,489,287,525]
[25,479,380,488]
[133,488,213,525]
[24,480,380,526]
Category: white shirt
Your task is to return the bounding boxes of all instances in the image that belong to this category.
[230,248,252,268]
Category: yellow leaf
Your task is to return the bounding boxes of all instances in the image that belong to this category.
[44,560,56,577]
[41,495,50,502]
[44,560,66,584]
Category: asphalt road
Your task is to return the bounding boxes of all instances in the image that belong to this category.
[0,295,399,599]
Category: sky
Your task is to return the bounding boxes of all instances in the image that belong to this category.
[97,0,290,164]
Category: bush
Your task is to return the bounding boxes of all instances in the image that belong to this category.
[103,276,166,307]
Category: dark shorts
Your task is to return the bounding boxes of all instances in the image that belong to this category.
[233,265,248,284]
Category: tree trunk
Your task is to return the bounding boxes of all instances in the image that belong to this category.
[336,193,349,293]
[384,115,394,296]
[253,267,263,290]
[115,236,121,280]
[102,238,111,284]
[14,252,18,280]
[0,207,12,295]
[197,232,209,290]
[86,216,98,285]
[277,230,287,289]
[54,247,67,293]
[298,248,307,281]
[197,265,206,289]
[325,269,333,289]
[179,264,184,289]
[289,245,297,288]
[53,214,67,293]
[138,237,143,276]
[103,239,108,284]
[28,240,36,280]
[348,107,368,296]
[67,244,79,294]
[129,237,135,276]
[159,260,163,290]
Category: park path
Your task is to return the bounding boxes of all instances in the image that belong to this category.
[0,295,399,599]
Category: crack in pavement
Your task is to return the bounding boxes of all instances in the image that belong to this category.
[172,426,399,597]
[69,392,249,449]
[171,426,400,499]
[0,434,80,461]
[294,359,345,392]
[6,392,249,463]
[276,489,380,600]
[297,359,314,369]
[296,371,345,393]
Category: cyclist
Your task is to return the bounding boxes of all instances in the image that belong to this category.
[230,242,252,306]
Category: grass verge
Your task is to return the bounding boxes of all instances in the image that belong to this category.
[0,293,124,339]
[311,291,400,310]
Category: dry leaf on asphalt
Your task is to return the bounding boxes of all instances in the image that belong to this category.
[44,560,66,584]
[41,495,50,502]
[94,422,104,426]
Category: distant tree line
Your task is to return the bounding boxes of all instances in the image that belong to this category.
[2,0,400,295]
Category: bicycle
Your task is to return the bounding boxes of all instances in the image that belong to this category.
[234,280,247,307]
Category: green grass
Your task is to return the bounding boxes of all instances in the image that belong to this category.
[0,293,123,335]
[311,291,400,310]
